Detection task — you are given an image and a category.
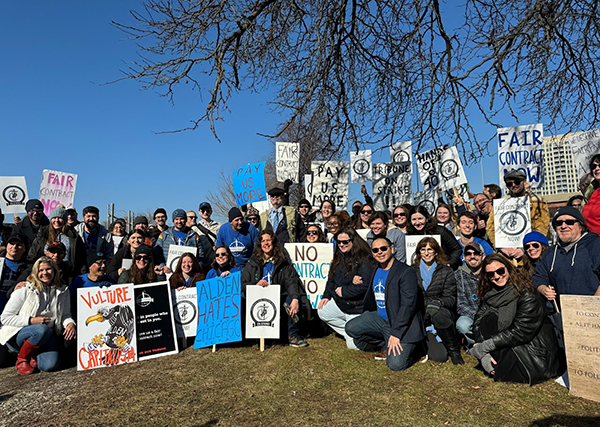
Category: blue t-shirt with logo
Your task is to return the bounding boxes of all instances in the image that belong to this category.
[215,222,258,268]
[372,267,391,321]
[173,229,187,246]
[262,262,274,284]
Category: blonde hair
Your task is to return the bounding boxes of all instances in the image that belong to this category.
[27,256,62,291]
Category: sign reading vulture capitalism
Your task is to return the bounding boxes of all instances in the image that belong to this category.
[493,196,531,248]
[415,144,450,191]
[561,295,600,403]
[276,142,300,183]
[166,245,197,280]
[233,162,267,206]
[390,141,413,172]
[171,287,198,338]
[413,189,438,216]
[405,235,441,265]
[285,243,333,309]
[245,284,281,339]
[0,176,28,214]
[39,169,77,215]
[77,284,137,371]
[350,150,373,183]
[497,123,544,189]
[566,129,600,179]
[194,272,242,348]
[372,162,412,211]
[134,281,179,360]
[310,161,349,209]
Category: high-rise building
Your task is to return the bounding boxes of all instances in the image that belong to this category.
[537,134,580,197]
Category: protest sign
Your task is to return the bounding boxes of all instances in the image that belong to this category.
[566,129,600,179]
[121,259,133,270]
[39,169,77,215]
[195,272,242,348]
[372,162,411,211]
[439,147,468,190]
[166,245,198,275]
[405,235,441,265]
[355,228,370,241]
[350,150,373,183]
[390,141,413,172]
[77,284,137,371]
[172,287,198,338]
[413,189,438,216]
[134,281,179,360]
[561,295,600,403]
[0,176,28,214]
[276,142,300,183]
[285,243,333,309]
[304,173,313,202]
[233,162,267,206]
[310,161,349,210]
[493,196,531,248]
[0,258,4,279]
[497,124,544,189]
[415,144,450,191]
[245,284,281,339]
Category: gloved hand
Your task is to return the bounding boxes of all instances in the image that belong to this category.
[481,353,495,374]
[470,338,495,359]
[425,302,441,318]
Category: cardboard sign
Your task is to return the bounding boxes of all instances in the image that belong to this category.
[350,150,373,183]
[285,243,333,309]
[438,147,468,190]
[166,245,198,279]
[415,144,450,191]
[304,173,313,202]
[39,169,77,215]
[493,196,532,248]
[233,162,267,206]
[134,281,179,360]
[276,142,300,183]
[561,295,600,403]
[172,287,198,338]
[413,189,438,216]
[310,161,349,210]
[405,235,441,265]
[497,124,544,189]
[77,284,137,371]
[0,176,28,214]
[372,162,411,211]
[355,228,370,241]
[245,284,281,339]
[390,141,413,172]
[566,129,600,179]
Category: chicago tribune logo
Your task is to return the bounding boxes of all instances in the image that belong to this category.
[136,291,154,307]
[174,300,196,326]
[353,158,370,175]
[2,185,26,206]
[250,298,277,327]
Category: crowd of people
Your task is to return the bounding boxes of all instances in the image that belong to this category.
[1,155,600,387]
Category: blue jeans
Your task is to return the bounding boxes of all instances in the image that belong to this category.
[7,324,60,372]
[456,316,474,346]
[346,311,418,371]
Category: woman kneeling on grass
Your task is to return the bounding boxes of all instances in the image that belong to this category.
[470,254,562,384]
[0,256,75,374]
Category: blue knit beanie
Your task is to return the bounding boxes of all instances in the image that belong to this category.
[522,231,549,247]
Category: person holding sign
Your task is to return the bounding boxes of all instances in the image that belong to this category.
[582,154,600,236]
[118,245,165,285]
[205,246,241,279]
[169,252,205,290]
[242,230,308,347]
[471,254,561,384]
[318,228,376,349]
[107,229,146,281]
[0,256,75,374]
[345,237,425,371]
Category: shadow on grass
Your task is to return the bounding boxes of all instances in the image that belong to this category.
[0,392,15,403]
[530,414,600,427]
[193,420,218,427]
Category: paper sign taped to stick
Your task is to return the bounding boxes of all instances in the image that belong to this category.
[372,162,411,211]
[245,284,281,339]
[405,235,441,265]
[416,144,450,191]
[0,176,28,214]
[77,284,137,371]
[172,287,198,338]
[39,169,77,215]
[194,272,242,348]
[493,196,532,248]
[285,243,333,309]
[233,162,267,206]
[276,142,300,183]
[497,124,544,189]
[311,161,349,210]
[414,189,438,217]
[566,129,600,179]
[438,147,468,190]
[350,150,373,183]
[390,141,413,172]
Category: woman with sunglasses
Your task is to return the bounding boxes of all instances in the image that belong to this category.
[412,237,464,365]
[170,252,206,290]
[471,254,561,384]
[245,206,261,232]
[296,199,316,225]
[583,154,600,235]
[118,245,165,285]
[318,228,376,349]
[353,204,374,230]
[301,224,328,243]
[521,231,549,280]
[107,229,145,281]
[206,245,241,279]
[392,206,410,234]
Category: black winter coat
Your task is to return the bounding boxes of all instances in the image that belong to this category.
[241,256,303,300]
[107,245,134,281]
[12,216,49,249]
[413,263,457,314]
[322,253,376,314]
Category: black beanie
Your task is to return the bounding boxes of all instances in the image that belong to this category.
[552,206,586,229]
[228,207,243,222]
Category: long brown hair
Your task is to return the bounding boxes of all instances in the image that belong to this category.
[522,243,548,279]
[47,220,67,246]
[171,253,204,284]
[253,229,286,266]
[130,254,158,285]
[328,228,374,278]
[477,254,534,299]
[411,237,448,266]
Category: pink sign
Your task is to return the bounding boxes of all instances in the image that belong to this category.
[39,169,77,215]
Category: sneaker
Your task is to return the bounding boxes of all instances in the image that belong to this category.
[420,354,429,363]
[374,351,387,360]
[288,336,309,348]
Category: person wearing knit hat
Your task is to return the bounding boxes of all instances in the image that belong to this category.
[71,251,116,290]
[215,206,259,268]
[153,208,169,234]
[193,202,221,244]
[11,199,49,249]
[521,231,550,280]
[245,206,260,229]
[296,198,316,225]
[117,244,165,285]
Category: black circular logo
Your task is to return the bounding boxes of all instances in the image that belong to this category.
[418,200,436,216]
[499,211,528,236]
[440,159,459,179]
[393,150,410,163]
[250,298,277,327]
[3,185,26,206]
[353,159,370,175]
[174,300,196,325]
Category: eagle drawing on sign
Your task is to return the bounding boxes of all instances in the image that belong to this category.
[85,305,135,364]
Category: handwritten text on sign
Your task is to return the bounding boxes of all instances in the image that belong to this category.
[276,142,300,183]
[493,196,531,248]
[233,162,267,206]
[285,243,333,309]
[310,161,349,209]
[39,169,77,215]
[497,124,544,189]
[372,162,411,211]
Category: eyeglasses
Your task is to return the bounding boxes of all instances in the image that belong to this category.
[215,252,228,258]
[393,213,406,218]
[555,219,577,227]
[337,239,352,246]
[327,222,340,228]
[485,267,506,279]
[372,245,390,254]
[135,255,150,261]
[299,205,310,209]
[505,179,523,188]
[361,209,373,215]
[465,250,482,257]
[524,242,541,250]
[419,247,435,253]
[307,230,319,236]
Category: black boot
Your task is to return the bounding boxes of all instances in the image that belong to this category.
[437,326,464,365]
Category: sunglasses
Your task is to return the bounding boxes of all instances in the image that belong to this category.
[591,163,600,171]
[393,213,406,218]
[505,179,523,187]
[372,245,390,254]
[337,238,352,246]
[485,267,506,279]
[299,205,310,209]
[135,255,150,261]
[524,242,541,250]
[555,219,577,227]
[307,230,319,236]
[361,210,373,215]
[215,252,228,258]
[247,217,259,222]
[465,250,482,257]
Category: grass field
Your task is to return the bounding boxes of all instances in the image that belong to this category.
[1,335,599,427]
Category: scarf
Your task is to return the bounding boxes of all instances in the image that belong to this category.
[419,260,437,291]
[484,283,520,331]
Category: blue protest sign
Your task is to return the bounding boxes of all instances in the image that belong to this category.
[194,272,242,348]
[233,162,267,206]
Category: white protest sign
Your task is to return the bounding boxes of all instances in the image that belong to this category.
[304,173,313,202]
[415,144,450,191]
[285,243,333,309]
[390,141,413,172]
[355,228,370,242]
[493,196,531,248]
[350,150,372,183]
[121,259,133,270]
[171,287,198,338]
[0,258,4,276]
[372,162,411,211]
[245,284,281,339]
[439,147,468,190]
[414,189,438,216]
[166,245,198,279]
[276,142,300,183]
[497,123,544,189]
[311,161,349,210]
[252,200,271,214]
[0,176,28,214]
[405,235,441,265]
[566,129,600,179]
[39,170,77,215]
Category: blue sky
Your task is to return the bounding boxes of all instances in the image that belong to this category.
[1,2,541,223]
